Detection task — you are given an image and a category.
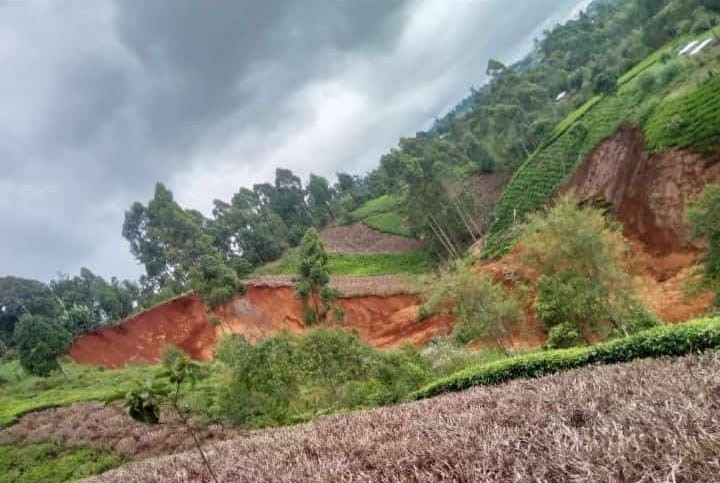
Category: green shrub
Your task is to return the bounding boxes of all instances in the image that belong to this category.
[0,443,123,483]
[410,316,720,400]
[424,260,524,350]
[644,77,720,152]
[637,71,657,92]
[14,315,72,377]
[688,184,720,304]
[546,322,581,349]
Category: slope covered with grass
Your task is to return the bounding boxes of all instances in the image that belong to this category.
[349,195,413,237]
[0,360,221,428]
[486,32,720,253]
[0,443,123,483]
[252,249,433,276]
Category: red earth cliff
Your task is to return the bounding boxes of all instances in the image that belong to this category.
[69,284,452,368]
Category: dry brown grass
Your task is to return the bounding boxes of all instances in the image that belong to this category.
[246,275,422,297]
[87,353,720,482]
[0,403,240,458]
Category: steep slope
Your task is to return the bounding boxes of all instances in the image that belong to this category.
[69,278,452,368]
[87,353,720,482]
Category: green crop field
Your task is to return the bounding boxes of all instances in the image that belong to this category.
[0,360,223,428]
[349,195,413,237]
[486,32,720,254]
[252,250,433,276]
[0,443,124,483]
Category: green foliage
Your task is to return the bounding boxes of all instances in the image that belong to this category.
[644,77,720,152]
[0,443,123,483]
[14,315,72,377]
[255,249,433,277]
[519,196,653,341]
[364,212,413,237]
[688,184,720,303]
[349,195,414,237]
[420,339,507,378]
[59,304,96,337]
[215,329,432,427]
[295,228,337,324]
[350,194,405,220]
[0,276,61,347]
[411,315,720,400]
[545,322,581,349]
[189,253,243,309]
[0,359,218,428]
[424,261,524,349]
[486,28,720,253]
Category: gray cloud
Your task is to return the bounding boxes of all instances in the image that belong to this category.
[0,0,588,282]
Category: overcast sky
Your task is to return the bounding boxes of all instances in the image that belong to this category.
[1,0,589,282]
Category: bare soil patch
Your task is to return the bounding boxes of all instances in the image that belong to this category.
[88,353,720,482]
[319,222,426,253]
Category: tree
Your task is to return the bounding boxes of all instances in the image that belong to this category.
[306,174,335,225]
[519,195,656,341]
[688,184,720,304]
[592,72,618,95]
[0,276,61,347]
[124,347,218,482]
[59,304,97,336]
[14,315,72,377]
[423,261,523,352]
[188,254,243,309]
[294,228,339,325]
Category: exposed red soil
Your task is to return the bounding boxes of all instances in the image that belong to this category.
[69,281,450,368]
[566,124,720,254]
[563,124,718,322]
[69,127,718,369]
[319,222,426,253]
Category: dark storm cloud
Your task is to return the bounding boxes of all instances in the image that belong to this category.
[0,0,589,282]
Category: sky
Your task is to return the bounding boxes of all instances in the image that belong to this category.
[0,0,590,282]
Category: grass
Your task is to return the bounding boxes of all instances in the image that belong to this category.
[486,34,720,254]
[644,76,720,152]
[349,195,414,237]
[411,315,720,400]
[252,250,433,276]
[0,442,124,483]
[0,359,223,428]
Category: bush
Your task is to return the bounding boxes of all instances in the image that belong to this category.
[637,71,657,92]
[546,322,581,349]
[14,316,72,377]
[688,184,720,304]
[424,260,524,350]
[410,316,720,400]
[215,329,432,427]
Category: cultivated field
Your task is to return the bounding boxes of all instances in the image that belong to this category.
[88,353,720,482]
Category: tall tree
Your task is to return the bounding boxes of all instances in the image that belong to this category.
[294,228,338,325]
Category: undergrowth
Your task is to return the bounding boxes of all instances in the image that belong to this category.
[0,442,124,483]
[411,315,720,399]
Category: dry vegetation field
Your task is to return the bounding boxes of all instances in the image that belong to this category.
[88,352,720,482]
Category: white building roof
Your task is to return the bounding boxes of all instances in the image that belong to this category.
[555,91,568,101]
[690,38,714,56]
[678,40,699,56]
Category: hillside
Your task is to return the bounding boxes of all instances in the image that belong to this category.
[86,352,720,482]
[487,28,720,252]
